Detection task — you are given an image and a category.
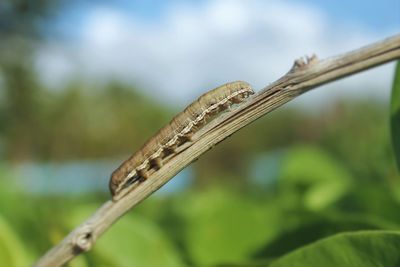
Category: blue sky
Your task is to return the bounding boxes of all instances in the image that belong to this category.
[56,0,400,32]
[302,0,399,30]
[38,0,399,106]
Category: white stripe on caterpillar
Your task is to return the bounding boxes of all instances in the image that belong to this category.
[109,81,254,201]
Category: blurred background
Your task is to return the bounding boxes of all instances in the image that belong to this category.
[0,0,399,266]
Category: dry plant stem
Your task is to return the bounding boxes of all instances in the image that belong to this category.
[34,34,400,267]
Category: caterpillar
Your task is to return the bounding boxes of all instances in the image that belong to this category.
[109,81,254,201]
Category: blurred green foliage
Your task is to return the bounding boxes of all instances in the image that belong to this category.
[391,61,400,170]
[1,1,399,266]
[1,168,400,266]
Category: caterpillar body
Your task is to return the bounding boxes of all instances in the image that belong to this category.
[110,81,254,201]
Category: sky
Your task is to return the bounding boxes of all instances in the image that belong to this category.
[35,0,400,107]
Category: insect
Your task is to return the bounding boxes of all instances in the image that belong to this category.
[109,81,254,201]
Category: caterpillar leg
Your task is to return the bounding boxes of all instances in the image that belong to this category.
[122,173,142,189]
[136,168,149,180]
[150,156,163,169]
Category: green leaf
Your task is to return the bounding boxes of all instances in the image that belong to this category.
[269,230,400,267]
[280,146,352,210]
[174,189,282,267]
[253,212,399,260]
[0,213,30,267]
[391,61,400,170]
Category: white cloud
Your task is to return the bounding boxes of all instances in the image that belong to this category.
[35,0,397,107]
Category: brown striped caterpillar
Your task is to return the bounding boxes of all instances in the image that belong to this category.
[109,81,254,201]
